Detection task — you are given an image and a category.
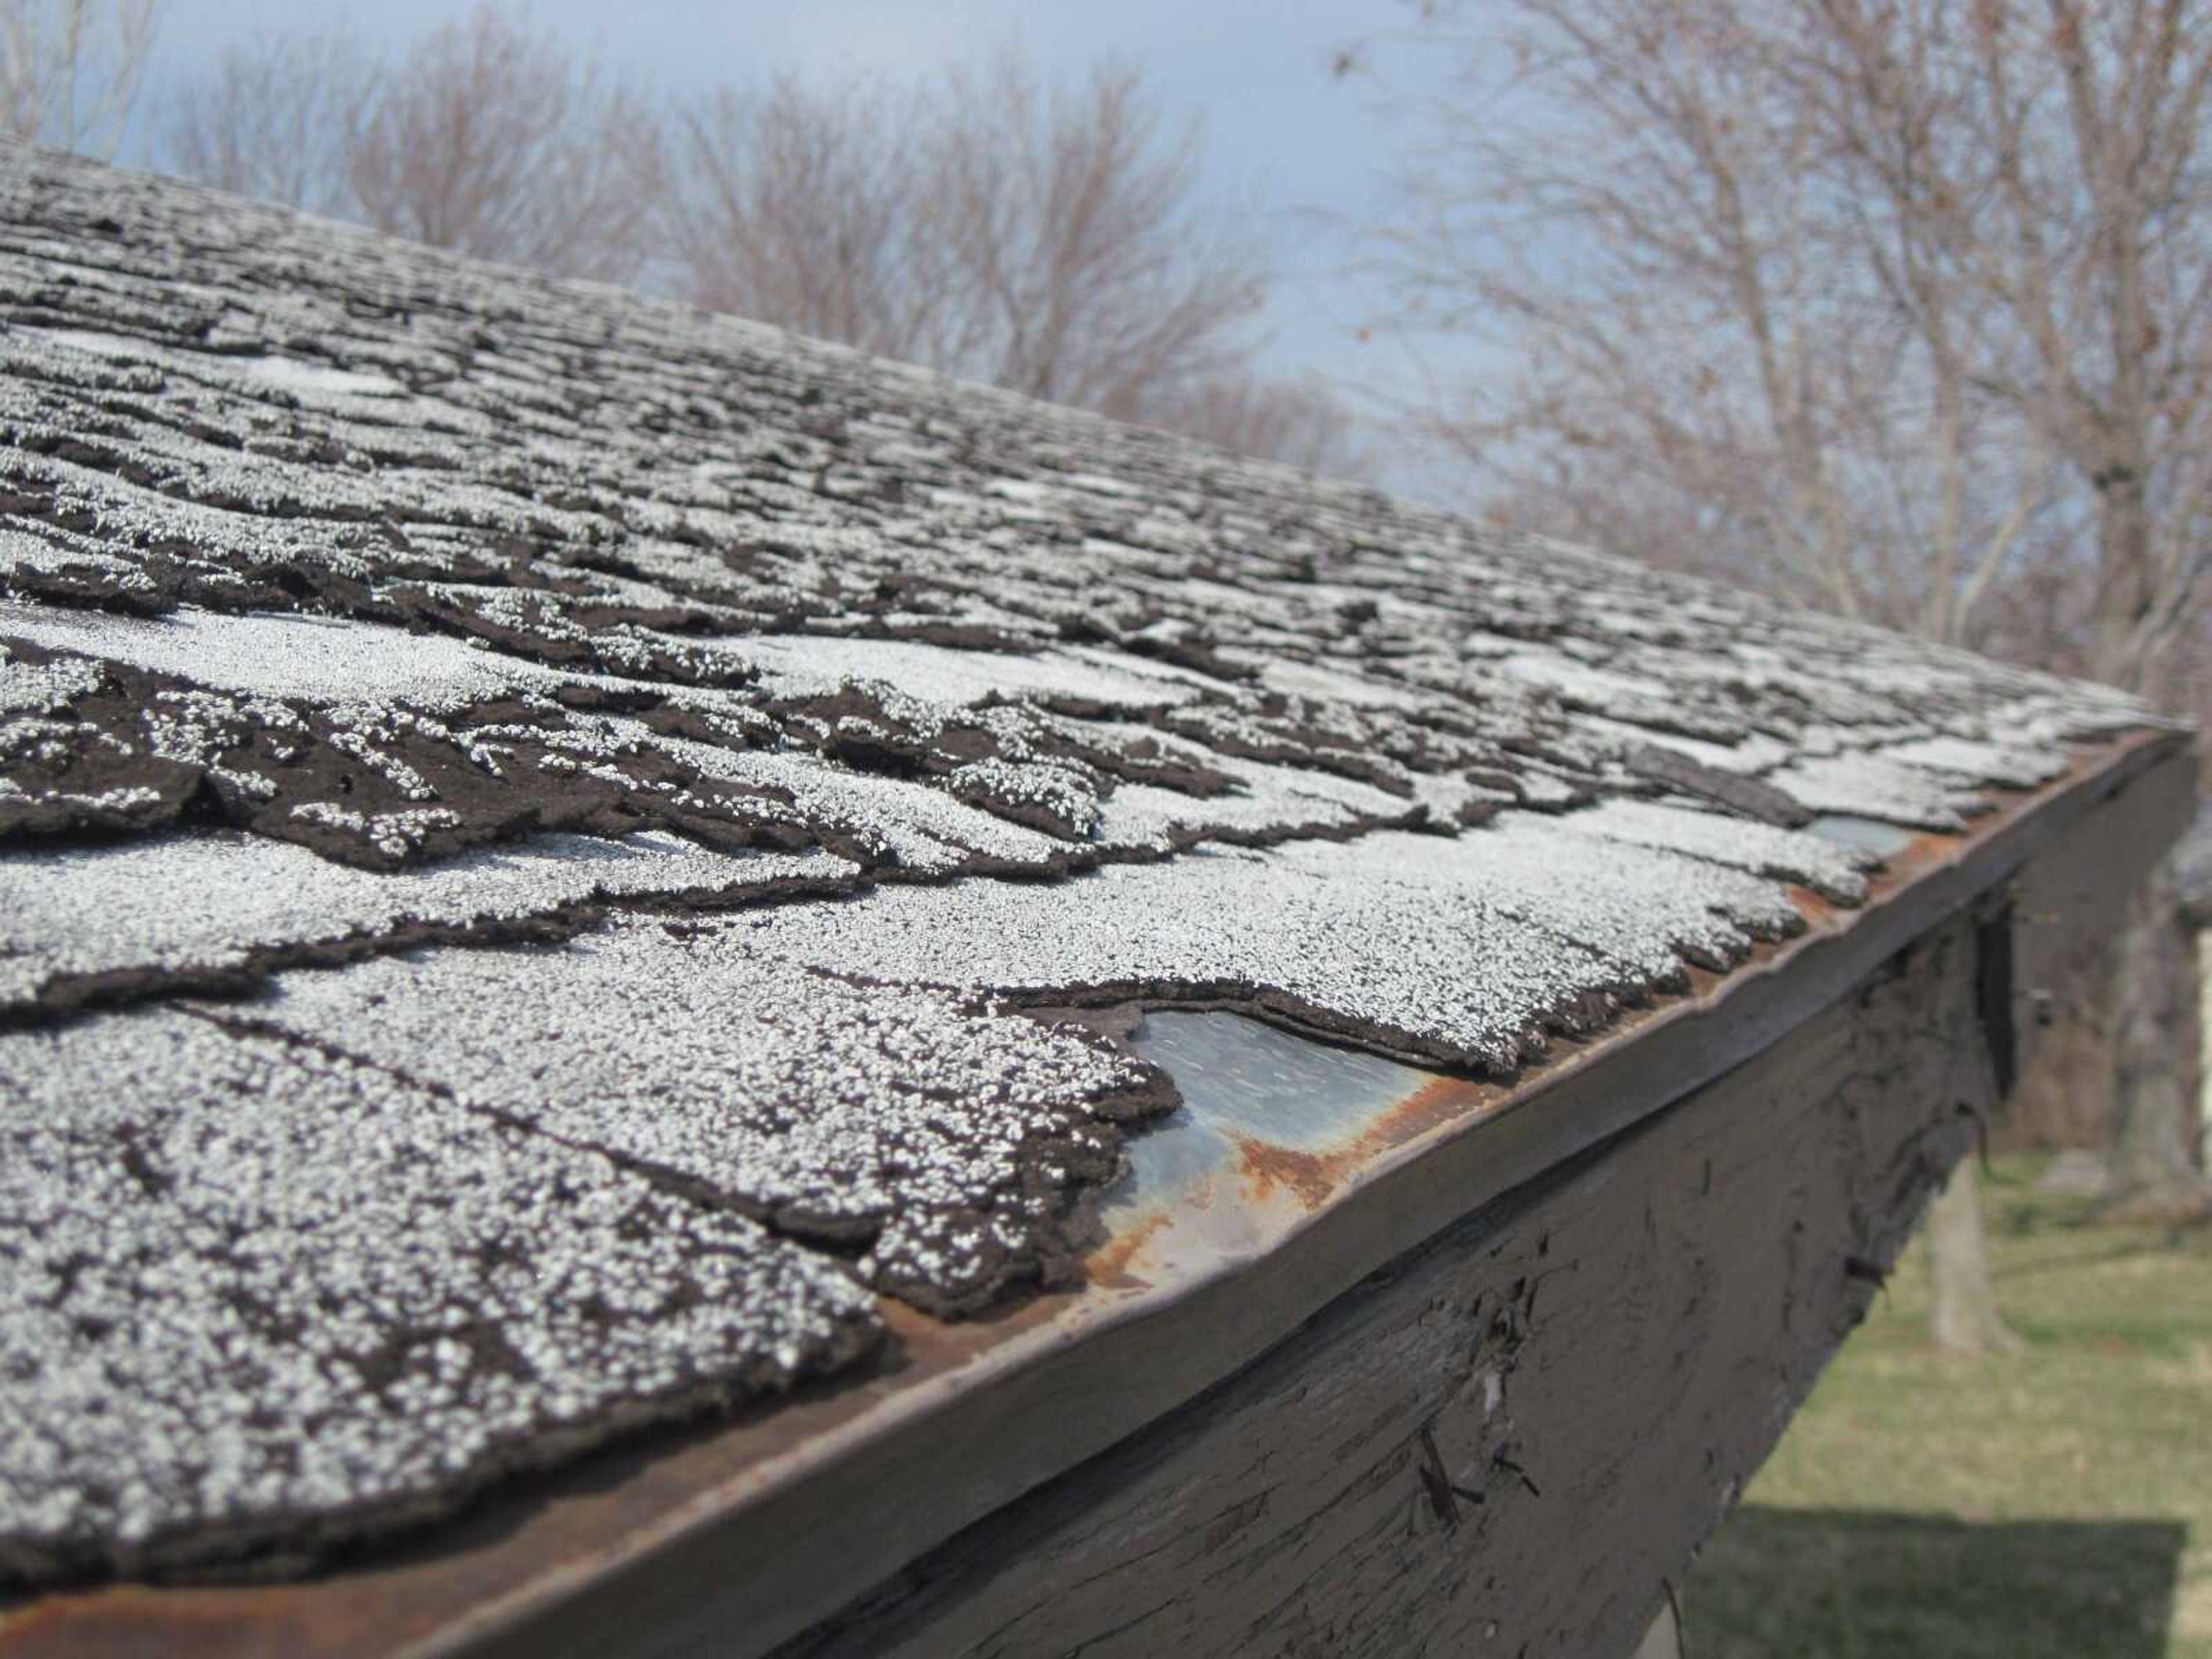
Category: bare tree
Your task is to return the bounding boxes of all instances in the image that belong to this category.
[663,57,1281,437]
[159,4,658,284]
[1795,0,2212,695]
[1372,0,2212,772]
[162,29,1348,473]
[1362,0,2212,1340]
[1365,0,2059,645]
[1,0,156,156]
[930,57,1270,419]
[664,76,966,365]
[161,22,373,217]
[350,2,660,284]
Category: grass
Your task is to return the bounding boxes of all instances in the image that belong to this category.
[1690,1153,2212,1659]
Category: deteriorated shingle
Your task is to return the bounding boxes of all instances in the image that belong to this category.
[251,919,1175,1316]
[0,142,2171,1584]
[0,1010,877,1584]
[725,817,1809,1074]
[1546,798,1878,906]
[0,830,855,1014]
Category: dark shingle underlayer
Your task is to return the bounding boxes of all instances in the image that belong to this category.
[0,143,2161,1585]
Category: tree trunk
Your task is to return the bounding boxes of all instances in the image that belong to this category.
[2101,870,2212,1221]
[2196,931,2212,1156]
[2082,450,2203,1215]
[1927,1158,2024,1356]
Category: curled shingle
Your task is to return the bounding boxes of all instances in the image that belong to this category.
[249,918,1177,1317]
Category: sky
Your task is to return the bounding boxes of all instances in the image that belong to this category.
[126,1,1475,423]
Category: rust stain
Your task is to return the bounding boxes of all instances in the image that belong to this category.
[1229,1072,1510,1215]
[1357,1071,1505,1149]
[0,1565,414,1659]
[1083,1206,1172,1290]
[1230,1135,1339,1210]
[881,1282,1080,1375]
[0,1589,309,1659]
[1784,882,1846,934]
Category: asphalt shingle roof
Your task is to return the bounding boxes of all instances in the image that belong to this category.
[0,142,2164,1585]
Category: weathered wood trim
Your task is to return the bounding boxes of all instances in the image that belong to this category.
[450,735,2191,1659]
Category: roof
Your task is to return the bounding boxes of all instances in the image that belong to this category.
[0,142,2175,1593]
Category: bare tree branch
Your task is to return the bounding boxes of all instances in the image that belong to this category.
[663,75,963,364]
[661,55,1283,448]
[161,22,1349,474]
[161,21,373,217]
[1141,373,1370,476]
[1,0,156,157]
[159,3,659,286]
[1367,0,2212,680]
[345,3,661,284]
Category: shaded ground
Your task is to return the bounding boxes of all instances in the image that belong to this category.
[1693,1154,2212,1658]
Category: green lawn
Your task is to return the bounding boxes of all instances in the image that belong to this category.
[1691,1154,2212,1659]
